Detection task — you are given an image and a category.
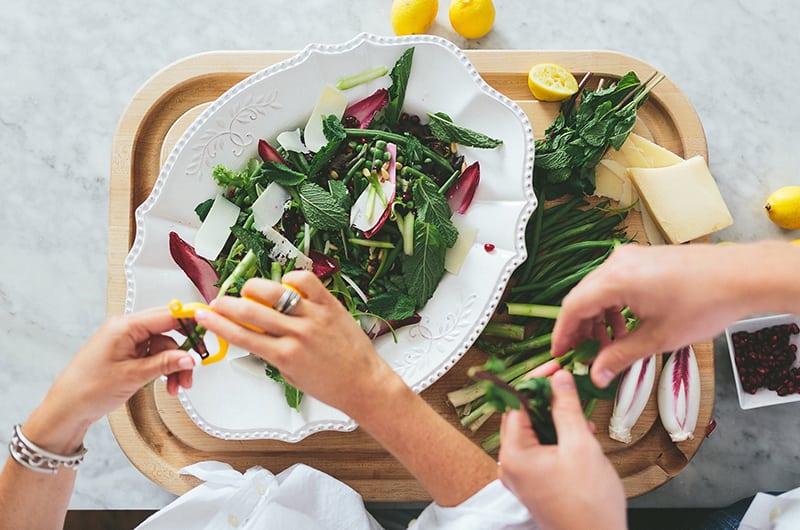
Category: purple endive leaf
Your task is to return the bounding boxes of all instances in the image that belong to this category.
[169,231,220,303]
[353,143,397,238]
[344,88,389,129]
[258,138,287,165]
[307,250,341,279]
[446,161,480,215]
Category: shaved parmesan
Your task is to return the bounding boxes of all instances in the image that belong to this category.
[260,225,313,270]
[304,85,348,152]
[445,216,478,275]
[252,182,291,231]
[276,128,309,153]
[193,194,240,260]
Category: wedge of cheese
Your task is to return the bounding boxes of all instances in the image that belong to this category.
[628,156,733,244]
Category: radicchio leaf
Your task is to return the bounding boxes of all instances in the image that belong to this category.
[169,231,220,303]
[307,249,341,279]
[343,88,389,129]
[258,138,287,165]
[446,161,480,215]
[363,314,422,339]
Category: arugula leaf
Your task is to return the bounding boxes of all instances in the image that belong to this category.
[426,112,503,149]
[384,47,414,127]
[366,292,417,320]
[401,220,446,307]
[265,364,304,411]
[328,179,352,211]
[262,161,307,186]
[322,115,346,143]
[229,226,275,276]
[297,182,349,230]
[195,198,214,222]
[412,177,458,247]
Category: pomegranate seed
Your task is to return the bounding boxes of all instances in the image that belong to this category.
[732,322,799,398]
[484,243,495,252]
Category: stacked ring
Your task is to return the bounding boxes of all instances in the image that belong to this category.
[272,286,302,315]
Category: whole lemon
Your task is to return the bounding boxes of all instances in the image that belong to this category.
[448,0,495,39]
[391,0,438,36]
[764,186,800,230]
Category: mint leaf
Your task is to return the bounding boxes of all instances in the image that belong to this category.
[230,226,275,276]
[308,139,343,179]
[265,364,303,411]
[412,177,458,248]
[427,112,503,149]
[262,161,307,186]
[366,292,417,320]
[401,220,446,307]
[322,115,346,143]
[297,182,349,230]
[385,47,414,127]
[329,179,352,211]
[195,198,214,222]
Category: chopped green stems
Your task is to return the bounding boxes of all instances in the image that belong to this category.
[460,401,492,427]
[480,432,501,453]
[400,165,429,181]
[370,245,396,284]
[345,158,366,182]
[505,303,561,319]
[469,409,495,432]
[402,212,415,255]
[270,261,282,282]
[336,65,388,90]
[303,223,313,255]
[343,128,453,171]
[217,250,257,297]
[348,238,395,249]
[482,322,526,340]
[438,168,462,195]
[339,229,350,259]
[583,398,599,419]
[499,333,553,356]
[448,350,553,408]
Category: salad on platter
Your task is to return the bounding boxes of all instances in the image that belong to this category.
[170,47,503,410]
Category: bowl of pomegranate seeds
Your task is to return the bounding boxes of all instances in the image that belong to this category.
[725,313,800,409]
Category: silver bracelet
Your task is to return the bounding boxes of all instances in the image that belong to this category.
[8,424,87,474]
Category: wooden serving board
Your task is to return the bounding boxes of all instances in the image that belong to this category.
[107,50,714,501]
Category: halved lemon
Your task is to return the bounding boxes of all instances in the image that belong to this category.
[527,63,579,102]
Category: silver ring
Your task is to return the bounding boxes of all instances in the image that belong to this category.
[272,288,301,315]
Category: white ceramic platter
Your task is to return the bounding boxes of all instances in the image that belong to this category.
[124,33,536,441]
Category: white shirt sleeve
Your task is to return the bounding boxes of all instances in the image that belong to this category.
[410,479,537,530]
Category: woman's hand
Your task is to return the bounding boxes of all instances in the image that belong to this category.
[551,242,800,387]
[196,270,396,417]
[24,306,194,454]
[498,370,626,530]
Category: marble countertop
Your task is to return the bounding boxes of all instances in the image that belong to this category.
[1,0,798,510]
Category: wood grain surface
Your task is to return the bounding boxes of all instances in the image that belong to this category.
[106,50,713,501]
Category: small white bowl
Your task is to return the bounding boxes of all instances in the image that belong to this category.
[725,313,800,410]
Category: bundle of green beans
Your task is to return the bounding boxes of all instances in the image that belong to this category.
[448,192,634,451]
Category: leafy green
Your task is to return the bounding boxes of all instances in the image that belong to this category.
[195,198,214,222]
[412,177,458,248]
[323,115,347,143]
[328,179,352,211]
[534,71,657,198]
[229,226,275,276]
[212,160,261,189]
[384,47,414,127]
[262,161,307,186]
[404,134,424,167]
[265,364,303,411]
[401,220,446,307]
[427,112,503,149]
[308,139,343,179]
[366,292,417,321]
[297,182,349,230]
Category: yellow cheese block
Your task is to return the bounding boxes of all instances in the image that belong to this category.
[628,156,734,244]
[627,134,684,167]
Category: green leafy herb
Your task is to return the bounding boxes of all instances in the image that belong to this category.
[322,115,347,143]
[308,139,343,179]
[229,226,275,276]
[427,112,503,149]
[401,220,446,307]
[262,161,307,186]
[328,179,352,211]
[265,364,303,411]
[535,71,663,198]
[366,292,417,321]
[297,182,349,230]
[412,176,458,248]
[384,47,414,127]
[195,198,214,222]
